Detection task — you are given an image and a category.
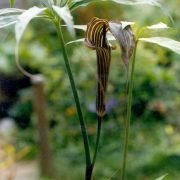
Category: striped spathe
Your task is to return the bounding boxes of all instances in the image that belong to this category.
[84,17,111,117]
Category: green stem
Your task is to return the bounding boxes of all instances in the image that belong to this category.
[92,116,102,166]
[121,41,138,180]
[85,116,102,180]
[54,21,91,172]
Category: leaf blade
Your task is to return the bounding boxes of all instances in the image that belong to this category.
[52,5,75,37]
[15,6,46,44]
[0,8,24,16]
[14,7,46,78]
[111,0,161,6]
[66,38,85,45]
[70,0,92,10]
[0,15,18,29]
[139,37,180,54]
[147,22,169,29]
[0,9,24,29]
[155,173,168,180]
[70,0,161,11]
[70,0,173,26]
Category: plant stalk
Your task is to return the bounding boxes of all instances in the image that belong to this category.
[121,41,138,180]
[92,116,102,166]
[54,21,91,177]
[86,116,102,180]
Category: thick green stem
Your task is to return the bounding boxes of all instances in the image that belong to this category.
[54,22,91,174]
[121,42,138,180]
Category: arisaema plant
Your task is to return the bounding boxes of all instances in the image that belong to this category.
[0,0,180,179]
[67,11,180,180]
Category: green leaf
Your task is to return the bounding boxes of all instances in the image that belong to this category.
[70,0,91,10]
[15,6,46,44]
[66,38,85,45]
[52,5,75,37]
[48,0,55,5]
[139,37,180,54]
[111,0,161,6]
[70,0,173,26]
[14,6,46,78]
[111,0,173,25]
[155,173,168,180]
[147,22,169,29]
[0,15,18,29]
[0,8,24,29]
[71,24,87,31]
[121,21,135,29]
[0,8,24,16]
[9,0,15,8]
[70,0,161,11]
[60,0,69,6]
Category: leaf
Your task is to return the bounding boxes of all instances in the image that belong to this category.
[139,37,180,54]
[48,0,54,5]
[70,0,161,11]
[0,15,18,29]
[0,8,25,29]
[9,0,15,8]
[106,32,116,41]
[70,0,91,10]
[60,0,69,6]
[52,5,75,37]
[72,25,87,31]
[61,24,87,31]
[14,7,46,78]
[112,0,174,25]
[0,8,24,16]
[15,6,46,44]
[121,21,135,29]
[155,173,168,180]
[147,22,169,29]
[111,0,161,6]
[66,38,85,45]
[109,21,135,69]
[70,0,173,26]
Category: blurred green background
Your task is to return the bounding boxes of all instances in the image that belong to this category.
[0,0,180,180]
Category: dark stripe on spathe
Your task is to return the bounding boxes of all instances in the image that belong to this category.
[85,17,111,117]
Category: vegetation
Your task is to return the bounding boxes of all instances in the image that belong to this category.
[0,0,180,179]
